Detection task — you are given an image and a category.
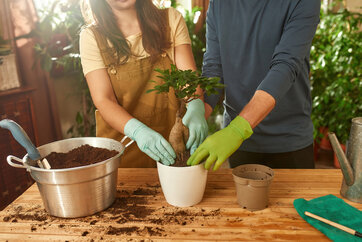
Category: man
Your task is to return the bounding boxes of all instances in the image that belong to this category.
[187,0,321,170]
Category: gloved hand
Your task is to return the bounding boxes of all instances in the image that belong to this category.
[182,99,208,154]
[124,118,176,165]
[187,116,253,170]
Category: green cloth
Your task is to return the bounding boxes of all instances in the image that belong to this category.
[294,195,362,242]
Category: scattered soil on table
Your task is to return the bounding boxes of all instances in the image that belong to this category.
[106,225,139,235]
[1,184,223,238]
[2,205,48,223]
[106,225,165,236]
[41,144,119,169]
[170,150,191,167]
[132,187,159,196]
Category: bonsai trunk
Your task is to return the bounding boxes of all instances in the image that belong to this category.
[168,99,190,166]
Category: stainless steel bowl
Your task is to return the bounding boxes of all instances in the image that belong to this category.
[7,137,133,218]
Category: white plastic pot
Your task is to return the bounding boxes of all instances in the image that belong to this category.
[157,162,208,207]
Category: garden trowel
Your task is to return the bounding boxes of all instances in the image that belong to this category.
[0,119,51,169]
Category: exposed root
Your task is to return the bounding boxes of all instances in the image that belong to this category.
[169,100,190,167]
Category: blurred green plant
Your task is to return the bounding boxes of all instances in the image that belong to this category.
[169,1,206,71]
[18,0,95,137]
[311,6,362,144]
[183,6,206,71]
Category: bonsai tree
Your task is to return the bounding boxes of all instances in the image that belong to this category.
[147,64,224,164]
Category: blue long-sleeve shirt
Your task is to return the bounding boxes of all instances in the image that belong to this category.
[203,0,320,153]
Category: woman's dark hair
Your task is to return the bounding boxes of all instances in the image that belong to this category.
[88,0,171,64]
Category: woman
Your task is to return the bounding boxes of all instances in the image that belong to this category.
[80,0,207,167]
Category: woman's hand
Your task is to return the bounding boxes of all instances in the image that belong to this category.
[124,118,176,165]
[182,99,208,154]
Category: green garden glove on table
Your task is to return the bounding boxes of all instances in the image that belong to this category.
[294,195,362,242]
[182,99,208,154]
[187,115,253,170]
[124,118,176,166]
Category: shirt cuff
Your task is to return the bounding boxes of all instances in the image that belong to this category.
[204,93,221,110]
[257,63,294,103]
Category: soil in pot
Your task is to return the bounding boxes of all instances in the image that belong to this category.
[40,144,119,169]
[170,150,190,167]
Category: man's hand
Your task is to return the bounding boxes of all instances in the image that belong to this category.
[187,116,253,170]
[182,99,208,154]
[124,118,176,165]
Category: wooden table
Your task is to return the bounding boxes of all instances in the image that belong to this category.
[0,168,361,241]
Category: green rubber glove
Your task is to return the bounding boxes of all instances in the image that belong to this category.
[187,116,253,170]
[124,118,176,165]
[182,99,208,154]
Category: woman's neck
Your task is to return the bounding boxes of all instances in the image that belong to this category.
[113,8,140,38]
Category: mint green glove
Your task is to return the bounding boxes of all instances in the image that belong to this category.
[187,116,253,170]
[124,118,176,165]
[182,99,208,154]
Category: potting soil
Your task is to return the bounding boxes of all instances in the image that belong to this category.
[171,150,191,167]
[42,144,119,169]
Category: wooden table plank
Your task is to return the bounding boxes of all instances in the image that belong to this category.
[0,168,360,241]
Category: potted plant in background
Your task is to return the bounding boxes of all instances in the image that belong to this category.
[148,65,223,207]
[17,0,95,138]
[310,5,362,167]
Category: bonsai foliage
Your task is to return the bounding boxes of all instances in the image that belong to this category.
[148,64,224,163]
[310,7,362,144]
[148,64,222,102]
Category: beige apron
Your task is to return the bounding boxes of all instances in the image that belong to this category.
[91,27,178,168]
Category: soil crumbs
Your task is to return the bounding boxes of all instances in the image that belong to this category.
[1,185,224,239]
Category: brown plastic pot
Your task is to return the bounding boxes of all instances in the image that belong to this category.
[232,164,274,211]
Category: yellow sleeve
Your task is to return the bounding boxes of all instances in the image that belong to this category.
[168,7,191,47]
[79,27,106,76]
